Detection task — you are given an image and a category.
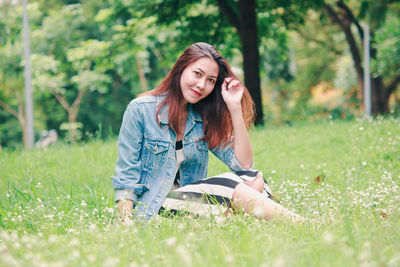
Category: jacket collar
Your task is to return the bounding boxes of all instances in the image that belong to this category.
[156,94,203,125]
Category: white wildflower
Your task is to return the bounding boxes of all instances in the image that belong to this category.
[88,254,96,263]
[89,223,97,232]
[106,207,114,214]
[48,235,58,243]
[215,215,226,225]
[104,257,120,266]
[69,238,80,247]
[177,245,192,265]
[273,256,286,267]
[225,254,234,264]
[322,231,335,245]
[166,237,176,247]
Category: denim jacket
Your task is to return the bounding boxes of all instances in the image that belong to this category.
[112,94,253,219]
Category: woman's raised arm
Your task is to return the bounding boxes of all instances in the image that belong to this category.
[221,77,253,169]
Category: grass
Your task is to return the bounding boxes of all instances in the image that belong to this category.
[0,117,399,266]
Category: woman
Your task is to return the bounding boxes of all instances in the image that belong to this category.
[112,42,302,222]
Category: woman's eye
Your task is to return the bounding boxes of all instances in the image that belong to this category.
[193,71,201,76]
[208,78,215,84]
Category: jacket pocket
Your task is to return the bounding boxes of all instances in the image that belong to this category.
[141,139,170,183]
[195,139,209,162]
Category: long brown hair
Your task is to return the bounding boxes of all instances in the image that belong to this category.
[141,42,254,148]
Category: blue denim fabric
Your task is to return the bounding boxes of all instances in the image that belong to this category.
[112,94,253,219]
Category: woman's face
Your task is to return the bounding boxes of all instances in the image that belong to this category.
[180,57,219,104]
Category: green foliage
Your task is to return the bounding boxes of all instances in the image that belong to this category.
[60,122,83,143]
[31,54,66,94]
[372,14,400,77]
[0,0,399,147]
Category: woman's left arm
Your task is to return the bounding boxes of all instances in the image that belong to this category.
[221,77,253,169]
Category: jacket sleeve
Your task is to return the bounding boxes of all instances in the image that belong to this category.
[112,100,148,202]
[210,141,254,172]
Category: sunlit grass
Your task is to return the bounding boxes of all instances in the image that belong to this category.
[1,117,399,266]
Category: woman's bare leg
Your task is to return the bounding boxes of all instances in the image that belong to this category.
[231,181,304,222]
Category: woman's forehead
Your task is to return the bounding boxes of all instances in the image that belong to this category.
[188,57,219,77]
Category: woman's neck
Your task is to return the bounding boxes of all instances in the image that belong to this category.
[176,105,188,141]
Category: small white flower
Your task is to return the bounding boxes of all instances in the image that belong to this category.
[322,231,335,245]
[359,127,364,131]
[6,193,10,198]
[166,237,176,247]
[69,238,80,247]
[271,170,276,174]
[215,216,226,225]
[106,207,114,214]
[88,254,96,263]
[362,162,367,166]
[48,235,58,243]
[225,254,234,263]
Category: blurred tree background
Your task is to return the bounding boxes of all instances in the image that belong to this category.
[0,0,399,149]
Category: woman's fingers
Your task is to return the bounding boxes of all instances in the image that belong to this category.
[222,79,228,90]
[227,79,240,90]
[223,77,242,90]
[224,77,234,84]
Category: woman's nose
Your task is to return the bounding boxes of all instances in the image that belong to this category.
[196,78,206,90]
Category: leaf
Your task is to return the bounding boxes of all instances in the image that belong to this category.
[314,174,325,184]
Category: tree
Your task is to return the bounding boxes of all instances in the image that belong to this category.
[216,0,263,124]
[324,0,400,114]
[136,0,324,125]
[30,4,115,142]
[0,1,42,148]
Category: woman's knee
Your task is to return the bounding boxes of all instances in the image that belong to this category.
[243,172,264,193]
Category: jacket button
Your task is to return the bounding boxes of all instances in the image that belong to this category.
[184,136,188,141]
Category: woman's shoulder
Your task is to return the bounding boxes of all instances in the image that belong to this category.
[128,93,166,107]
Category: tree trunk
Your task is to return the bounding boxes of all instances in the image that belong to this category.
[216,0,264,125]
[136,54,148,92]
[0,97,28,148]
[238,0,263,125]
[325,4,364,101]
[371,77,390,114]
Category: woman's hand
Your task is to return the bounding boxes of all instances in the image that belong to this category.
[117,199,134,222]
[221,77,244,111]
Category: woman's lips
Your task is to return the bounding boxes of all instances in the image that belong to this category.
[190,89,201,97]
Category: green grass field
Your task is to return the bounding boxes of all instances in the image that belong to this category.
[1,118,399,266]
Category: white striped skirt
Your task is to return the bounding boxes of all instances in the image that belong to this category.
[159,170,275,217]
